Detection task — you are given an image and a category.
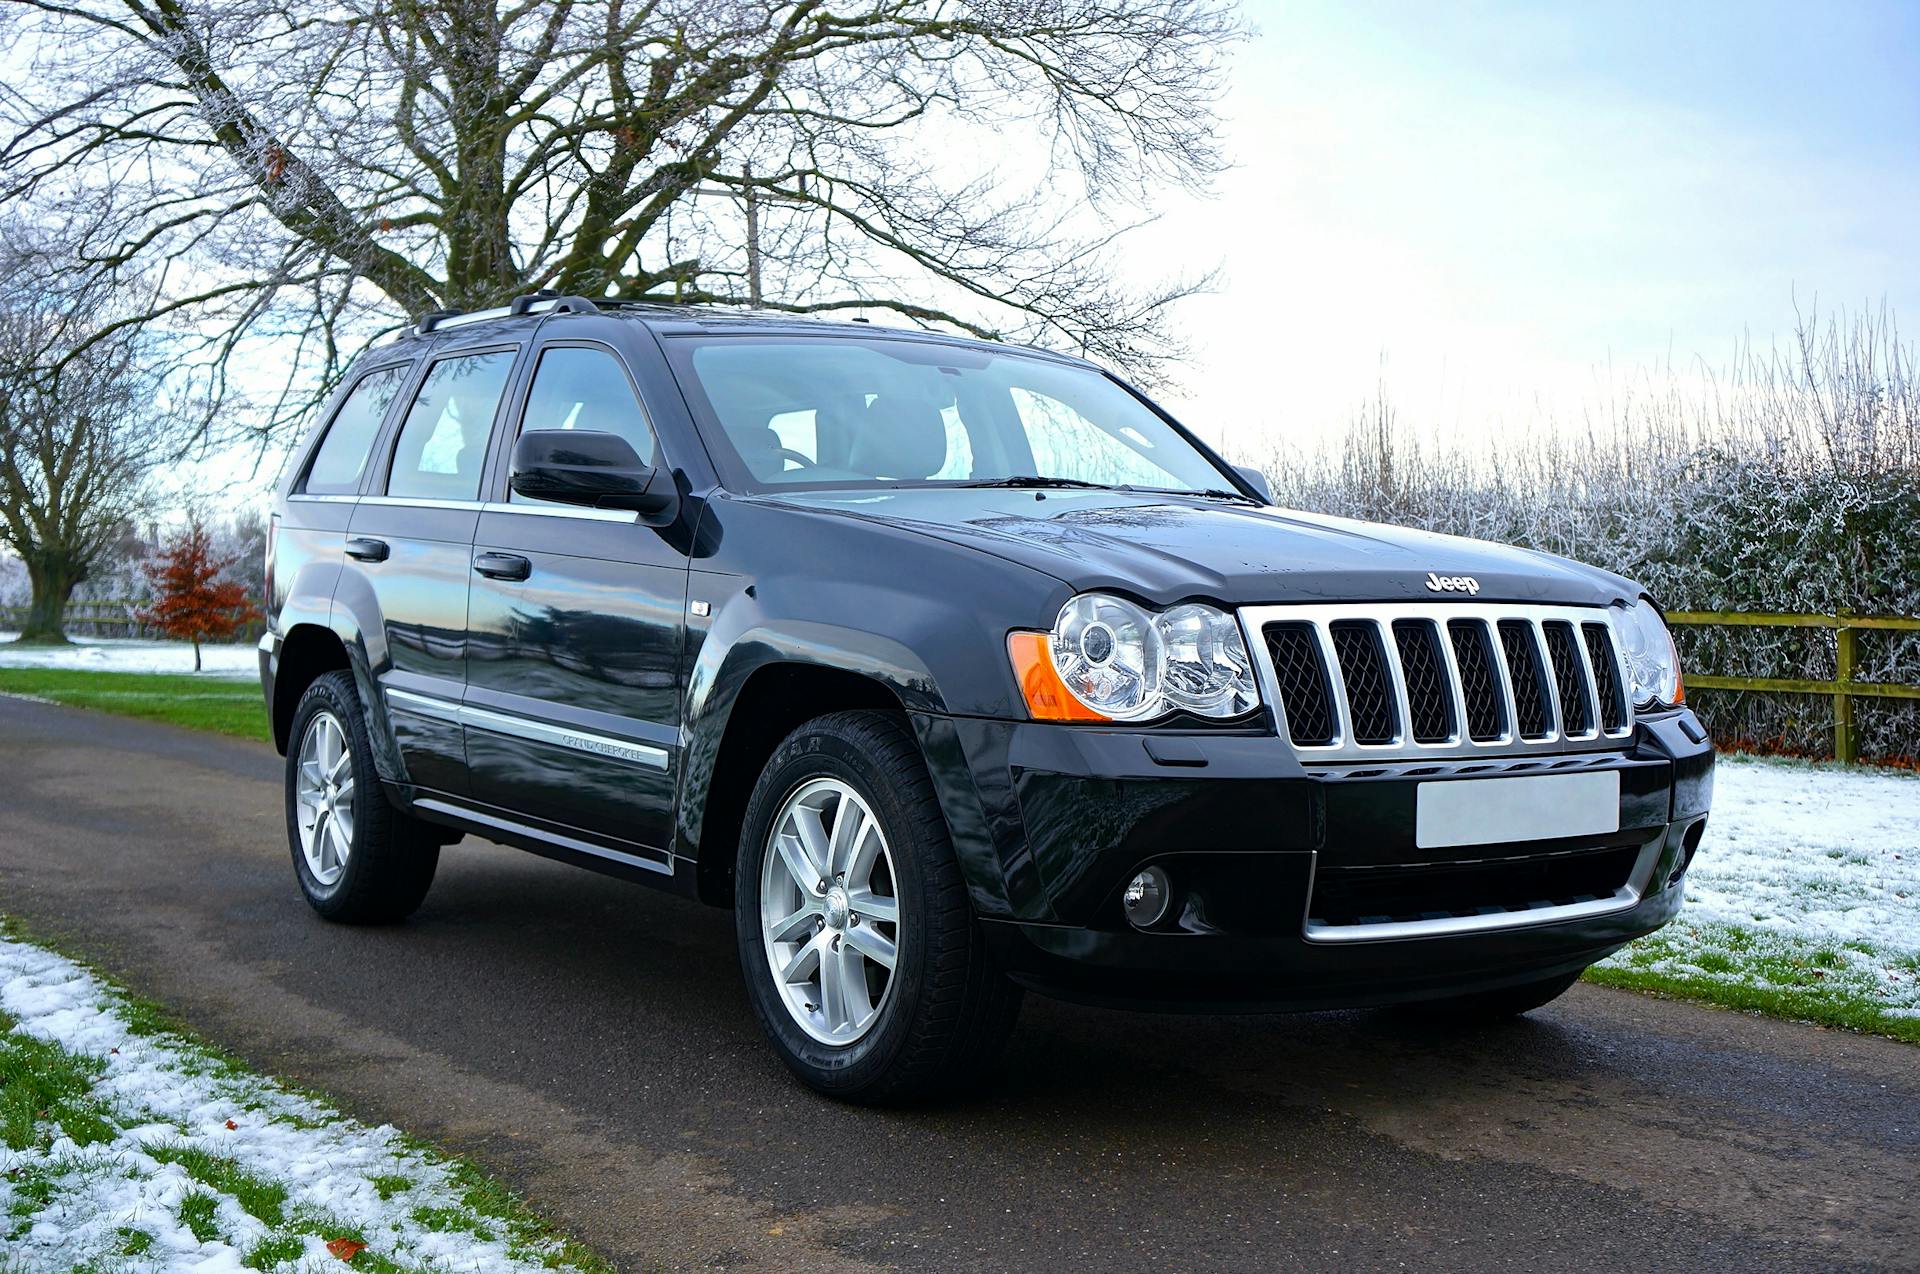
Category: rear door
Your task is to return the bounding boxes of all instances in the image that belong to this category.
[346,341,522,797]
[463,336,687,862]
[277,361,413,631]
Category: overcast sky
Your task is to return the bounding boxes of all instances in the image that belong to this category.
[1146,0,1920,456]
[169,0,1920,504]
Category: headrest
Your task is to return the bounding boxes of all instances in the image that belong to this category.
[850,395,949,479]
[735,424,788,479]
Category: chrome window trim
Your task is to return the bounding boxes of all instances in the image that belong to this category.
[357,495,487,511]
[1239,601,1636,762]
[289,494,636,523]
[385,688,669,769]
[479,501,640,524]
[1301,829,1663,943]
[287,494,359,505]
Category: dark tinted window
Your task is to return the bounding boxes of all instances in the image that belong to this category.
[303,365,407,495]
[511,346,655,504]
[386,350,517,501]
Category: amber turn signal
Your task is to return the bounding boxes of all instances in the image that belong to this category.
[1007,631,1111,722]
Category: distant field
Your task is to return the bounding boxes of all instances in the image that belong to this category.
[0,668,269,741]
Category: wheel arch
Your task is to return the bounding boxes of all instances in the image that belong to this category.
[272,623,354,753]
[688,659,905,907]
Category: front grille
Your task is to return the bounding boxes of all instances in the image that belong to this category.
[1248,602,1633,761]
[1448,619,1505,741]
[1542,621,1594,736]
[1499,619,1553,738]
[1392,620,1455,743]
[1330,621,1396,744]
[1583,623,1626,732]
[1264,624,1336,745]
[1308,843,1641,929]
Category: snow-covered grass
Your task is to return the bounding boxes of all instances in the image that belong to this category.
[1591,755,1920,1042]
[0,633,257,677]
[0,931,610,1272]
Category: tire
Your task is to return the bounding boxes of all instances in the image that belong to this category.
[1407,969,1584,1021]
[735,710,1022,1103]
[285,670,440,924]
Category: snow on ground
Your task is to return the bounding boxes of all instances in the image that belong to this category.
[1599,755,1920,1021]
[1682,756,1919,951]
[0,935,591,1272]
[0,633,257,677]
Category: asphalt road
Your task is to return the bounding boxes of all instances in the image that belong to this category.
[2,695,1915,1272]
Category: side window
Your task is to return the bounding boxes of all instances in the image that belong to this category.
[386,350,517,501]
[511,347,658,503]
[302,365,407,495]
[1010,388,1179,488]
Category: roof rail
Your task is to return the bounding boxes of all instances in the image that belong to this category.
[413,293,602,336]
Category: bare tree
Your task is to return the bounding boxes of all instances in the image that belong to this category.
[0,242,167,644]
[1,0,1241,439]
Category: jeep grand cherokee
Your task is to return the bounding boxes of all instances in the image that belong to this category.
[260,293,1713,1101]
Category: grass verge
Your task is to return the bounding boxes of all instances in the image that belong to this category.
[0,667,269,740]
[0,917,613,1271]
[1588,920,1920,1044]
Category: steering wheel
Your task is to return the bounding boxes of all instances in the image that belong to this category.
[778,448,816,469]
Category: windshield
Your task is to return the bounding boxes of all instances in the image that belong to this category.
[664,334,1235,494]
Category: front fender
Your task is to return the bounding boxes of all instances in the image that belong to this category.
[675,602,945,855]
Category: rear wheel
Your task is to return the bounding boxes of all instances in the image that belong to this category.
[285,671,439,923]
[736,710,1022,1103]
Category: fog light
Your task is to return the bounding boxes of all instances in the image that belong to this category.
[1123,866,1172,928]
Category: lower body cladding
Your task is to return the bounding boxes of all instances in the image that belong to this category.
[914,710,1714,1013]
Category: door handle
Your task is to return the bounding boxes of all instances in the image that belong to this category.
[344,537,390,562]
[473,551,532,581]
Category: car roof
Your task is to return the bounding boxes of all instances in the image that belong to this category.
[366,295,1091,372]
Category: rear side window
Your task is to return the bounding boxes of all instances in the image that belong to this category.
[386,350,517,501]
[511,346,656,504]
[302,365,407,495]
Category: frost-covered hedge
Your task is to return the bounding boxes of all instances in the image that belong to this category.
[1241,309,1920,762]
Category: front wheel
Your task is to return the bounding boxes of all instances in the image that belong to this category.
[735,711,1022,1103]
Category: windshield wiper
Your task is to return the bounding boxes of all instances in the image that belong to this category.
[956,475,1111,490]
[1115,485,1260,503]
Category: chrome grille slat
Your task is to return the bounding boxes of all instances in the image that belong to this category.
[1241,602,1636,762]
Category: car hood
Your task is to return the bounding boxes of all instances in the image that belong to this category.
[758,487,1641,608]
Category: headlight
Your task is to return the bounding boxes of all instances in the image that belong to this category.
[1008,593,1259,722]
[1612,598,1684,708]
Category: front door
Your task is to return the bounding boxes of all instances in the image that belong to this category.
[348,343,520,797]
[463,339,688,861]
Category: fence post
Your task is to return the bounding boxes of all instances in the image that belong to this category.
[1834,623,1857,765]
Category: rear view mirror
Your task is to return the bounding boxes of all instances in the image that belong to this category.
[509,430,677,521]
[1233,465,1274,504]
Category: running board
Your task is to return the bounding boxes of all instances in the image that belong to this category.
[412,797,674,878]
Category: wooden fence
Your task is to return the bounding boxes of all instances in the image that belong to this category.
[0,600,267,642]
[0,600,149,637]
[1667,610,1920,764]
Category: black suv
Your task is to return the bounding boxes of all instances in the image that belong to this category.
[260,294,1713,1101]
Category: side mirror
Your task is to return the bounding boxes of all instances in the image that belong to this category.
[509,430,677,522]
[1233,464,1274,504]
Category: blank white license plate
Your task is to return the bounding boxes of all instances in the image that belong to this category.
[1415,771,1621,849]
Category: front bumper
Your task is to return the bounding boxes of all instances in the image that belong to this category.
[913,708,1713,1012]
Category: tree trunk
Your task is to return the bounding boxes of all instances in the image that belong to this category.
[193,638,202,672]
[16,556,79,645]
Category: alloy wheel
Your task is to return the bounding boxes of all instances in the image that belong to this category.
[759,776,901,1045]
[295,710,356,886]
